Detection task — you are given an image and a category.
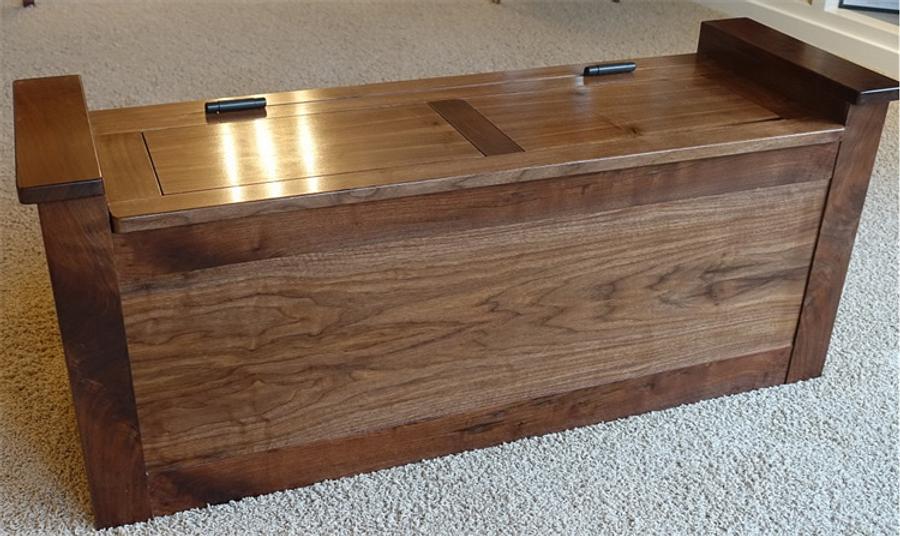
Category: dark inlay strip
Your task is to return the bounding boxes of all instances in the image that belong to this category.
[429,99,524,156]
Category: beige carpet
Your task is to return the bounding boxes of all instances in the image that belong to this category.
[1,1,898,534]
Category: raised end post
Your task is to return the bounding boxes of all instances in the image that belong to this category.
[698,17,898,121]
[698,18,898,382]
[14,75,104,204]
[14,75,151,528]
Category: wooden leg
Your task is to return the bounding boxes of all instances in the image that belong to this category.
[787,102,890,382]
[38,196,151,528]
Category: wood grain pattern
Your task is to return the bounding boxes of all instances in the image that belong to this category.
[146,346,791,516]
[112,144,838,282]
[428,99,523,155]
[17,19,900,527]
[122,181,826,469]
[698,18,899,106]
[468,75,778,152]
[137,58,798,197]
[89,55,700,136]
[37,196,150,528]
[145,103,483,194]
[95,132,162,203]
[14,76,103,204]
[81,50,845,231]
[788,103,890,382]
[110,118,842,232]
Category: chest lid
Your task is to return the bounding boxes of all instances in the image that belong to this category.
[90,53,843,232]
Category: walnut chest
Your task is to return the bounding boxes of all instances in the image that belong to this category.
[13,18,898,528]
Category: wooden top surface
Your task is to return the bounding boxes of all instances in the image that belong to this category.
[91,54,845,232]
[15,76,103,204]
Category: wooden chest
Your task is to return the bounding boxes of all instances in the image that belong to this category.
[14,19,898,528]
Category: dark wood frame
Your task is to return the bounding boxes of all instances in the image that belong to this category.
[14,76,151,527]
[695,18,896,381]
[13,19,898,528]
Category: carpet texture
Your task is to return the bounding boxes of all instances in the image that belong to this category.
[1,1,897,534]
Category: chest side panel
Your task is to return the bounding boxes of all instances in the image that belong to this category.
[119,146,832,470]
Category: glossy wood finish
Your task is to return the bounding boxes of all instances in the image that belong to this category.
[145,103,482,194]
[699,18,899,107]
[698,19,899,125]
[428,99,523,155]
[123,180,825,469]
[37,196,150,528]
[112,144,838,282]
[109,118,841,232]
[788,103,890,381]
[14,18,900,528]
[90,55,700,136]
[95,133,162,203]
[146,346,790,515]
[14,76,103,204]
[466,76,777,151]
[85,51,845,231]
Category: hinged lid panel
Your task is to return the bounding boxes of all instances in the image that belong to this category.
[91,54,844,232]
[145,104,484,195]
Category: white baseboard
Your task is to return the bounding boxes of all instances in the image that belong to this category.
[696,0,899,79]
